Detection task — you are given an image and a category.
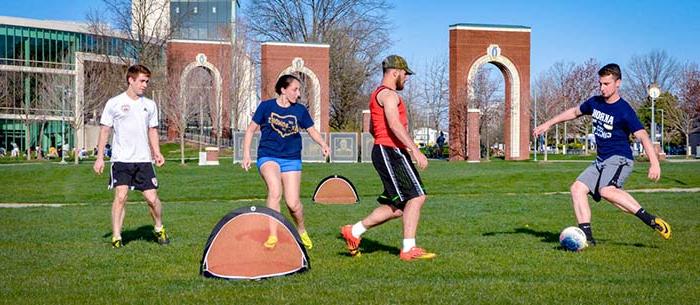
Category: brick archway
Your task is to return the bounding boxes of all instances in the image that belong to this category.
[277,58,322,131]
[449,24,531,161]
[261,42,330,132]
[179,54,223,140]
[167,41,232,141]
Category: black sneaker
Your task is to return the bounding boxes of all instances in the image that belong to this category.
[154,228,170,245]
[587,238,597,246]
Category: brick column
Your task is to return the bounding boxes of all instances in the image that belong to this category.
[467,109,481,162]
[362,110,371,133]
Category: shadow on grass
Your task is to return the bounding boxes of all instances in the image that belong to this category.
[606,241,659,249]
[482,227,559,243]
[335,236,400,257]
[103,225,155,245]
[483,227,659,249]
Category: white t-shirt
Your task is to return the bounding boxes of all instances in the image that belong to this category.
[100,92,158,163]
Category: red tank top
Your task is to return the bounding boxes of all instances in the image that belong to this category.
[369,85,408,148]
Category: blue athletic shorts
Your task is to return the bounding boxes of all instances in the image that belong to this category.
[257,157,302,172]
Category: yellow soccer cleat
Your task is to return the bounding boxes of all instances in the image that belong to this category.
[111,237,123,249]
[300,231,313,249]
[154,227,170,245]
[264,235,278,249]
[653,217,671,240]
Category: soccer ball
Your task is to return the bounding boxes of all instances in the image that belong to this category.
[559,226,588,251]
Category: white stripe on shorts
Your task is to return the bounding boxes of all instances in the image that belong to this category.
[380,145,404,202]
[395,147,425,196]
[108,163,115,190]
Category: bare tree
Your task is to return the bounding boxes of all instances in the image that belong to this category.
[89,0,176,68]
[534,69,560,159]
[417,56,449,133]
[3,71,50,160]
[229,19,260,132]
[563,58,599,154]
[402,75,421,140]
[86,0,181,159]
[535,61,600,154]
[533,61,578,157]
[0,71,9,108]
[34,73,73,160]
[162,71,204,164]
[624,50,680,106]
[469,65,503,159]
[83,61,127,124]
[674,63,700,155]
[245,0,393,131]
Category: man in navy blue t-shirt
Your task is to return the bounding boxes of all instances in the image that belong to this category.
[533,63,671,246]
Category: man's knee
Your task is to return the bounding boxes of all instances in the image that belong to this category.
[406,195,426,208]
[114,189,129,203]
[570,181,589,195]
[144,193,160,206]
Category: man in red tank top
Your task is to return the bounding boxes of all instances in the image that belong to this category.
[341,55,436,261]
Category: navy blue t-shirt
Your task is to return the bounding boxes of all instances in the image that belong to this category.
[579,96,644,161]
[252,99,314,159]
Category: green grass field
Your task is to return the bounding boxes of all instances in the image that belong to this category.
[0,157,698,304]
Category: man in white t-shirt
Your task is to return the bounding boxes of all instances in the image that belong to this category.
[93,64,169,248]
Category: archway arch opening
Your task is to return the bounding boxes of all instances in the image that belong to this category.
[184,66,215,144]
[278,58,322,131]
[468,63,505,160]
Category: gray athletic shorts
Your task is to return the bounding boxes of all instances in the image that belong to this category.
[576,155,634,202]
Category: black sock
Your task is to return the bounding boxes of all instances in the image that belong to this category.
[635,208,657,227]
[578,223,594,242]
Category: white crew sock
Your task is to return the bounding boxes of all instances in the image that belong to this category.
[402,238,416,253]
[351,222,366,238]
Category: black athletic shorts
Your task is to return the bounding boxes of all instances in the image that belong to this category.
[109,162,159,191]
[371,144,426,209]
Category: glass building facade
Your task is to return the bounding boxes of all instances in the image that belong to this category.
[170,0,235,41]
[0,17,129,155]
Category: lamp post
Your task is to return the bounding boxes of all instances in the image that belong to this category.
[58,86,67,164]
[533,89,537,162]
[659,108,664,154]
[647,83,660,144]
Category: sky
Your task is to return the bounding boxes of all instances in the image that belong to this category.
[4,0,700,80]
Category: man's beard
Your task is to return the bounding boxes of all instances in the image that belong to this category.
[395,78,405,91]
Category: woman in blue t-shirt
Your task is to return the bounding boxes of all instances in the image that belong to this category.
[241,74,330,250]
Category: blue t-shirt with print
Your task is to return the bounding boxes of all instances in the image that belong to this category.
[252,99,314,160]
[579,96,644,161]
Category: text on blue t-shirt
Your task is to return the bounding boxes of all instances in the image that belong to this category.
[252,99,315,159]
[579,96,644,161]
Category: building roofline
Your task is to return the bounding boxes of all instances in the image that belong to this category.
[0,15,125,38]
[261,41,330,48]
[449,23,531,32]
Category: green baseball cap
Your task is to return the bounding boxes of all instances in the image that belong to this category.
[382,55,414,75]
